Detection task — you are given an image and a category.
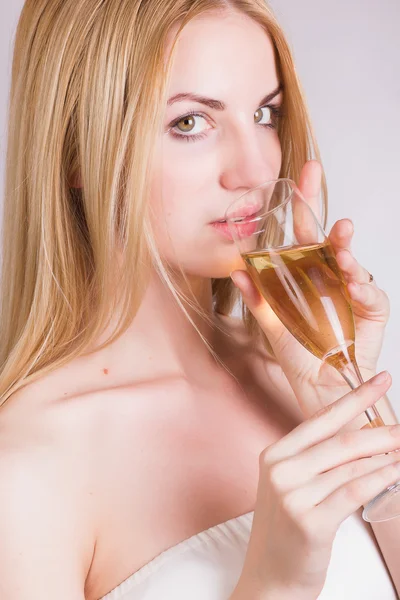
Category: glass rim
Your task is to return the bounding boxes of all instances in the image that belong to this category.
[224,177,301,224]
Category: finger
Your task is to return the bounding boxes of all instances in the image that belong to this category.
[266,425,400,497]
[317,459,400,529]
[230,268,315,370]
[263,371,392,464]
[291,450,400,512]
[298,160,323,222]
[347,282,390,318]
[291,419,400,483]
[230,269,288,342]
[328,218,354,253]
[230,269,264,305]
[293,161,323,245]
[335,249,371,284]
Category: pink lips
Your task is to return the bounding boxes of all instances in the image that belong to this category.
[211,204,261,223]
[211,216,259,240]
[210,204,261,240]
[224,204,262,221]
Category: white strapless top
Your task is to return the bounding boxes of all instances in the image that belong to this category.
[99,508,398,600]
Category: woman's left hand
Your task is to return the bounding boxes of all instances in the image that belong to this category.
[230,160,390,419]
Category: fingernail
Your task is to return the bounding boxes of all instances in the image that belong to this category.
[372,371,390,386]
[346,219,354,234]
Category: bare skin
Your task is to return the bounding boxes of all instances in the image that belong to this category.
[0,312,303,599]
[0,9,396,600]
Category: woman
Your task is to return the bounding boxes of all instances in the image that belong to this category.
[0,0,399,598]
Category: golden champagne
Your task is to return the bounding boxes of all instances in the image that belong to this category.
[242,241,356,371]
[361,416,385,430]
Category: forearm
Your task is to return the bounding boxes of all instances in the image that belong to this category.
[369,517,400,596]
[229,578,318,600]
[229,587,297,600]
[229,588,316,600]
[363,393,400,596]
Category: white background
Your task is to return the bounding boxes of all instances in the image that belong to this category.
[1,1,399,414]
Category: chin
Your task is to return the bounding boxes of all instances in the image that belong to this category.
[159,233,247,279]
[173,255,246,280]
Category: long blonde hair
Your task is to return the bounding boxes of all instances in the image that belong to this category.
[0,0,327,406]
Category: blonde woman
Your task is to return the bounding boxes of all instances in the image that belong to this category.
[0,1,399,599]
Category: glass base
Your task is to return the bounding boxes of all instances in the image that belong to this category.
[362,480,400,522]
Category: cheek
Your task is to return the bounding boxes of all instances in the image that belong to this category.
[148,164,201,265]
[149,174,242,277]
[148,143,214,257]
[150,136,214,213]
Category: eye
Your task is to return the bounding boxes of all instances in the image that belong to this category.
[168,104,283,143]
[254,106,273,126]
[173,113,211,137]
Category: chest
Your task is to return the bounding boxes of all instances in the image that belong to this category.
[86,374,301,599]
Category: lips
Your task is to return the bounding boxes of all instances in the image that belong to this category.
[211,204,261,224]
[211,217,259,240]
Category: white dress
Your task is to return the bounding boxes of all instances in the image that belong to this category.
[99,508,398,599]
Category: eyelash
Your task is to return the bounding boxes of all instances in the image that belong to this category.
[168,104,284,143]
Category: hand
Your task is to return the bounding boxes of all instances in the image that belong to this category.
[230,160,391,419]
[234,373,399,600]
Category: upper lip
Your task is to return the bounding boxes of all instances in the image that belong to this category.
[211,204,261,223]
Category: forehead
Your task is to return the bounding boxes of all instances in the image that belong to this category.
[164,11,279,96]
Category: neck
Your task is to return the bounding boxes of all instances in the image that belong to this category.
[94,266,229,385]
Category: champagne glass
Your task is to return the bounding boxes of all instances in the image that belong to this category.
[224,178,400,523]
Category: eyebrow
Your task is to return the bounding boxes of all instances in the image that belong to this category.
[167,83,284,111]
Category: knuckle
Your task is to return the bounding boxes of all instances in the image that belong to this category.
[388,424,400,438]
[352,384,368,403]
[367,466,392,491]
[337,429,358,448]
[312,402,337,422]
[268,463,286,490]
[346,459,364,480]
[384,463,400,482]
[281,492,301,517]
[343,479,363,503]
[296,514,321,544]
[343,461,399,505]
[259,447,274,468]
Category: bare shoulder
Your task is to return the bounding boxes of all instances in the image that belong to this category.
[0,382,99,595]
[0,359,197,598]
[0,399,94,598]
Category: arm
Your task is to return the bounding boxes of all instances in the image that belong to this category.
[0,449,95,599]
[252,352,400,597]
[362,393,400,596]
[229,585,307,600]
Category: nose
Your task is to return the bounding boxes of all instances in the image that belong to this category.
[219,127,278,192]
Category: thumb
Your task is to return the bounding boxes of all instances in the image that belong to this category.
[298,159,322,222]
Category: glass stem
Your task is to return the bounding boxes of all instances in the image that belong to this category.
[337,359,382,426]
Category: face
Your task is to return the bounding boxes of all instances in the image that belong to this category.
[149,10,283,278]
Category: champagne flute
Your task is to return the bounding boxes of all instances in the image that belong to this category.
[224,178,400,523]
